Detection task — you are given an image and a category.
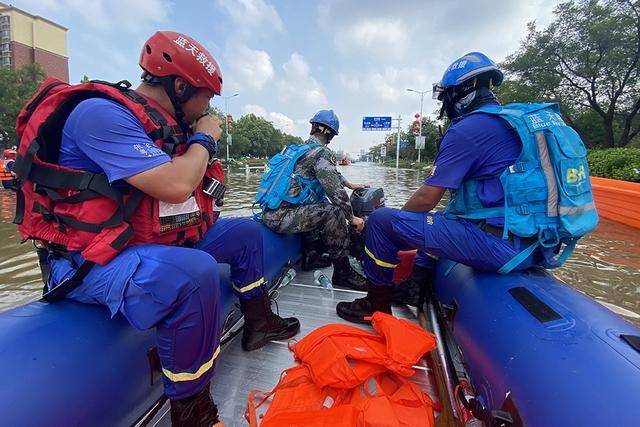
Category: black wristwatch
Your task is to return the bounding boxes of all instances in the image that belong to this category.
[187,132,218,164]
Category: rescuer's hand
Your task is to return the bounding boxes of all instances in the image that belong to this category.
[195,115,223,141]
[350,216,365,233]
[349,182,370,190]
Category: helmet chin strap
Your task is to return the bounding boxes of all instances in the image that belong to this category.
[145,74,196,135]
[439,85,476,120]
[439,85,497,121]
[311,124,336,143]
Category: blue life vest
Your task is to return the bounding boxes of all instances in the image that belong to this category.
[446,103,598,273]
[254,143,328,212]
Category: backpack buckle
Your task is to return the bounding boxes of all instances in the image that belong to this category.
[516,204,530,215]
[538,227,560,248]
[509,162,527,173]
[202,177,226,199]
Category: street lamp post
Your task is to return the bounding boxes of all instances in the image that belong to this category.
[224,93,239,162]
[396,116,401,170]
[407,88,429,163]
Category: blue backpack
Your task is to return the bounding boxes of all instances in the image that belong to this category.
[446,103,598,273]
[254,143,327,214]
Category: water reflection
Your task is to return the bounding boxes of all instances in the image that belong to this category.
[0,162,638,325]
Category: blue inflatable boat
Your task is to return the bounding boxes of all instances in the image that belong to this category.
[434,260,640,426]
[0,225,301,427]
[0,223,639,426]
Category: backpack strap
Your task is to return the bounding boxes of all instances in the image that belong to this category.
[497,241,540,274]
[93,80,186,153]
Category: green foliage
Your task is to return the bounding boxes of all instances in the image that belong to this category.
[218,113,304,159]
[0,64,46,147]
[80,74,90,83]
[587,148,640,181]
[502,0,640,148]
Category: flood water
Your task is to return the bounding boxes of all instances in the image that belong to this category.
[1,162,639,326]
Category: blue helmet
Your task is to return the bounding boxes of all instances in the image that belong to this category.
[432,52,503,100]
[309,109,339,135]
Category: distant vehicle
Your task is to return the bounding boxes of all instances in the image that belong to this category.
[337,159,351,165]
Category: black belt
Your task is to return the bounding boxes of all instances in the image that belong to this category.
[479,222,538,245]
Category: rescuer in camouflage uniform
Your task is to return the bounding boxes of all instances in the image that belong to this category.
[262,110,368,291]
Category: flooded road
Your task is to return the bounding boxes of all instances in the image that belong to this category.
[0,162,638,325]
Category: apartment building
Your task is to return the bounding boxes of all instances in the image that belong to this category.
[0,2,68,82]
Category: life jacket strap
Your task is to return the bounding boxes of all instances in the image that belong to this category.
[40,259,96,303]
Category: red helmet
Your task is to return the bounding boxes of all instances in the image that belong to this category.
[3,149,16,159]
[139,31,223,96]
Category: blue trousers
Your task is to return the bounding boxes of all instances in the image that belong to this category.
[364,208,537,286]
[49,217,265,399]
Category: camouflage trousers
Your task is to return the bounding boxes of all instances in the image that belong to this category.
[262,204,350,260]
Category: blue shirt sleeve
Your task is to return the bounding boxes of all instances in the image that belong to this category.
[61,98,170,183]
[424,127,479,190]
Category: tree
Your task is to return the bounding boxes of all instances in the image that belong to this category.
[282,133,305,147]
[203,108,303,158]
[0,64,45,147]
[80,74,90,83]
[503,0,640,148]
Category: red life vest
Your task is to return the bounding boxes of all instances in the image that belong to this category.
[13,78,224,269]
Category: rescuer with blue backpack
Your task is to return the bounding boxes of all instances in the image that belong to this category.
[337,52,598,324]
[256,110,370,291]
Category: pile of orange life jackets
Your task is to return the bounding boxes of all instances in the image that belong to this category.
[246,311,438,427]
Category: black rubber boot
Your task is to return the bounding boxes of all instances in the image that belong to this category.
[336,282,392,324]
[331,257,368,291]
[240,289,300,351]
[169,384,220,427]
[391,264,434,307]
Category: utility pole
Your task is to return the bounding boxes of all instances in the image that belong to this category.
[396,116,401,170]
[224,93,239,162]
[407,88,429,163]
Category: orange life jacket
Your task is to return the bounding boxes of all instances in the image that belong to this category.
[0,159,12,181]
[246,312,437,427]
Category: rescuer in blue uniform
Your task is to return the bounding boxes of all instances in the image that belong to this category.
[45,32,299,425]
[337,52,541,324]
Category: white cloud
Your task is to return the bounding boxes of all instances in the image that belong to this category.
[19,0,169,33]
[224,42,274,91]
[335,19,408,57]
[278,53,327,106]
[216,0,284,37]
[338,74,360,92]
[241,104,297,135]
[242,104,268,117]
[269,112,296,134]
[342,66,431,105]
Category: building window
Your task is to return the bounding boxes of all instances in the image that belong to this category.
[0,30,9,38]
[0,43,8,52]
[1,56,10,66]
[0,15,9,24]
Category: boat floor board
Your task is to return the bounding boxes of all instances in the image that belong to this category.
[148,266,438,427]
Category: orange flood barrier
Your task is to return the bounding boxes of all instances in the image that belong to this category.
[591,177,640,229]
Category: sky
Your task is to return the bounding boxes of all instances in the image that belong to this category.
[15,0,562,156]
